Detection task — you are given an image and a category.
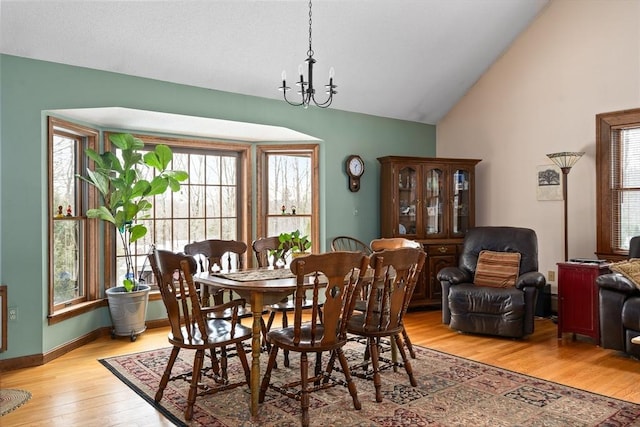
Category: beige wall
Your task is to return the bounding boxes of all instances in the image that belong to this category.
[437,0,640,292]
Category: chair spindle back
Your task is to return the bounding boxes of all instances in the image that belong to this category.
[362,248,426,332]
[184,239,247,272]
[289,251,370,346]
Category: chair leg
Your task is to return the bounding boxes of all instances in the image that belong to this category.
[260,318,269,351]
[282,311,290,367]
[323,350,337,384]
[259,345,279,403]
[264,312,276,352]
[220,347,228,383]
[335,347,361,411]
[402,327,416,359]
[208,347,220,377]
[394,333,416,386]
[300,352,310,427]
[236,342,251,385]
[368,338,383,403]
[314,351,322,386]
[186,349,205,421]
[155,346,180,403]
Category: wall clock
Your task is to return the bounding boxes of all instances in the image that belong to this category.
[346,155,365,192]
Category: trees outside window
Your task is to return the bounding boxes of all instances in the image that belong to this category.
[106,134,251,287]
[256,145,319,257]
[48,118,99,319]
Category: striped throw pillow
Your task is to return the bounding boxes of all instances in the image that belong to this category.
[474,250,521,288]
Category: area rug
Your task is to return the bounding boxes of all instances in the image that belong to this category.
[0,389,32,416]
[100,340,640,426]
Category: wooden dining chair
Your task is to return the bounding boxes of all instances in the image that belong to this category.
[259,251,369,427]
[149,249,252,421]
[252,236,317,367]
[331,235,373,255]
[346,247,426,402]
[369,237,423,358]
[183,239,252,319]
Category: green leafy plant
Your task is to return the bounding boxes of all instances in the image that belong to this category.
[77,133,188,291]
[286,230,312,253]
[269,230,312,262]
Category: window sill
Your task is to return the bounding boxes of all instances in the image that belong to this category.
[48,290,162,325]
[48,299,107,325]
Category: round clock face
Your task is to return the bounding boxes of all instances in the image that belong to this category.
[348,156,364,177]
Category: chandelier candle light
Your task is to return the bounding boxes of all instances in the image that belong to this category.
[546,151,584,261]
[279,0,337,108]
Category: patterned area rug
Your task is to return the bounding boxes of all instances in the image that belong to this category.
[0,389,32,416]
[100,340,640,426]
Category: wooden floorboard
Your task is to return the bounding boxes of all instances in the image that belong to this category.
[1,310,638,426]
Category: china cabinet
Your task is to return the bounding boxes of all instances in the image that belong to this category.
[378,156,481,307]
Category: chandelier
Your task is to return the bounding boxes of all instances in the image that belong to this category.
[279,0,337,108]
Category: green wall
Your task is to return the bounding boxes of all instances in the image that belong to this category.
[0,54,435,360]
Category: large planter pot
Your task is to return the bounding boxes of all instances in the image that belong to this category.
[105,284,151,341]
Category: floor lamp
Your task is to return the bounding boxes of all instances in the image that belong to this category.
[546,151,584,261]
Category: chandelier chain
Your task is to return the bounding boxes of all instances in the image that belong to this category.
[307,0,314,57]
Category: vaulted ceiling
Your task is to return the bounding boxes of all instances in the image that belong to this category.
[1,0,549,124]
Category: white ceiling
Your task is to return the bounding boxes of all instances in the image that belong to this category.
[1,0,549,125]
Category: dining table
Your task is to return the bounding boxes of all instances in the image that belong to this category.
[194,267,320,417]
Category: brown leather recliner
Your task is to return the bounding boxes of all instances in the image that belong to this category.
[596,236,640,358]
[438,226,546,338]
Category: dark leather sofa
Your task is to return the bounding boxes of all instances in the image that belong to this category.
[596,236,640,358]
[438,226,546,338]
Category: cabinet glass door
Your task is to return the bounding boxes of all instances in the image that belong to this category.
[424,167,444,236]
[452,168,471,236]
[397,166,417,236]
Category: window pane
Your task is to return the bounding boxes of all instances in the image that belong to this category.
[114,146,241,284]
[617,190,640,250]
[207,156,220,185]
[267,154,311,215]
[52,220,82,304]
[621,128,640,187]
[173,219,190,250]
[190,219,206,242]
[268,216,311,238]
[610,125,640,251]
[221,218,238,240]
[173,187,189,218]
[52,135,77,216]
[221,156,236,185]
[190,185,205,217]
[222,186,237,217]
[207,186,221,217]
[207,219,221,239]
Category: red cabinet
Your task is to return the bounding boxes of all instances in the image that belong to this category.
[557,262,609,344]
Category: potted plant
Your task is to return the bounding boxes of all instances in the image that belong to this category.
[77,133,188,340]
[270,230,311,267]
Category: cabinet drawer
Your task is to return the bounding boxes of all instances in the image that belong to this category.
[425,244,457,255]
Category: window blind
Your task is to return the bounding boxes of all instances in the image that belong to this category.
[610,125,640,250]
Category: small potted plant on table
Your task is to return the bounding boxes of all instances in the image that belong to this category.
[270,230,311,267]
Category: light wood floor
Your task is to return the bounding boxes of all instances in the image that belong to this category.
[1,310,638,426]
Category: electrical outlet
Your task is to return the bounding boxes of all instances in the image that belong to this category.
[8,306,18,321]
[548,271,555,282]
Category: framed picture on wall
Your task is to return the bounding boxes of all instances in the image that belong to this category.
[537,165,562,201]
